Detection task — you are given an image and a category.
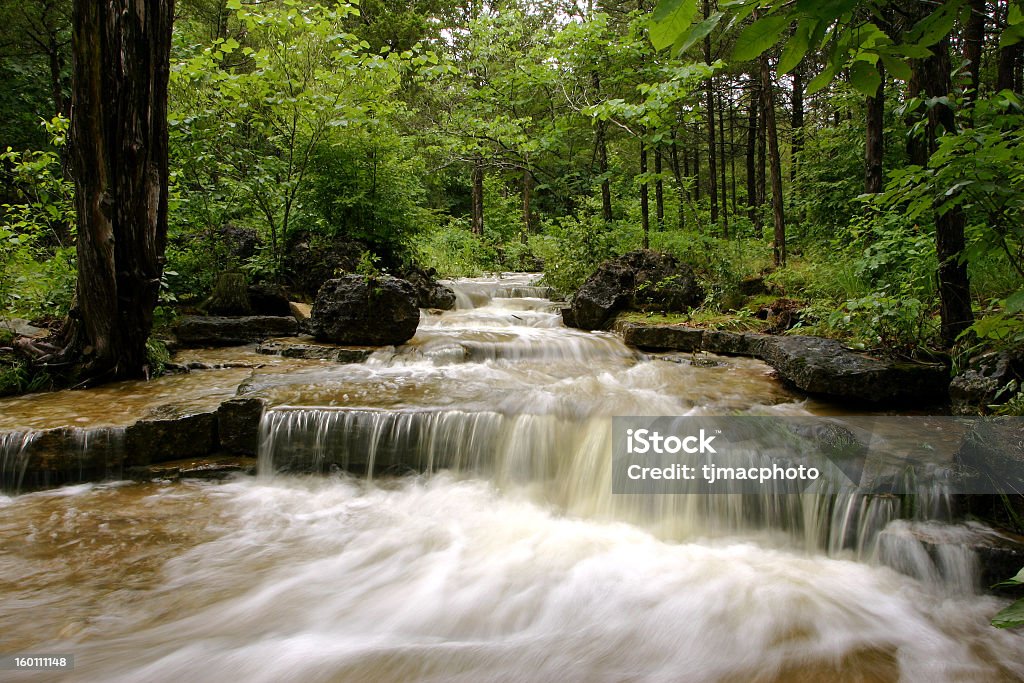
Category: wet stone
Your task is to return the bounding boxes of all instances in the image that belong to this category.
[125,410,218,465]
[217,398,266,456]
[127,456,258,482]
[255,339,373,364]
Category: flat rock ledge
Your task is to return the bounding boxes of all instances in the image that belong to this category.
[256,338,374,364]
[175,315,298,347]
[1,397,268,493]
[617,322,948,406]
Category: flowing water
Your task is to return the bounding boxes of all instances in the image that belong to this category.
[1,274,1022,682]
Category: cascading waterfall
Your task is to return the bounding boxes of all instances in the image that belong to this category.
[256,275,969,586]
[0,425,126,492]
[2,274,1021,682]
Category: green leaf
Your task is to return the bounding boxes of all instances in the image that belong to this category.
[673,12,722,55]
[226,0,242,9]
[807,62,838,95]
[849,59,882,97]
[992,597,1024,629]
[1006,290,1024,315]
[733,14,791,62]
[906,0,963,48]
[879,53,912,81]
[650,0,700,51]
[777,19,815,74]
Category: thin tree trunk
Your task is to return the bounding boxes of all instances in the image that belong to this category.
[746,72,759,231]
[706,85,718,227]
[654,145,665,231]
[521,165,532,244]
[963,0,985,109]
[865,65,886,194]
[791,64,804,188]
[760,51,786,266]
[671,135,686,230]
[998,0,1021,92]
[704,0,718,228]
[718,88,729,236]
[693,145,701,202]
[471,160,484,236]
[729,95,738,216]
[756,83,766,236]
[910,37,974,347]
[594,73,613,221]
[640,137,650,249]
[47,36,65,117]
[66,0,175,381]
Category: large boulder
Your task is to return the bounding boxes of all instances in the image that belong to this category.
[402,266,457,310]
[283,233,370,299]
[950,348,1024,415]
[569,250,704,331]
[760,335,949,405]
[308,275,420,346]
[248,283,293,317]
[174,315,298,347]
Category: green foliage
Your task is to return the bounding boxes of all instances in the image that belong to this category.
[532,208,640,297]
[145,338,172,378]
[0,116,76,319]
[992,567,1024,629]
[417,221,499,277]
[824,291,938,354]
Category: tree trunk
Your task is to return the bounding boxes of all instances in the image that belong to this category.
[963,0,985,109]
[998,0,1021,93]
[910,38,974,347]
[521,165,532,244]
[66,0,174,381]
[865,65,885,194]
[594,73,613,222]
[756,78,767,236]
[693,145,701,202]
[718,88,729,237]
[760,52,786,266]
[471,160,484,236]
[729,94,738,216]
[671,137,686,230]
[704,0,718,228]
[640,138,649,249]
[47,35,66,118]
[654,145,665,231]
[706,80,718,227]
[791,63,804,187]
[746,72,759,231]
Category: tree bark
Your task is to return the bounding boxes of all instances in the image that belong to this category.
[640,137,649,249]
[471,159,484,236]
[718,88,729,237]
[521,165,532,244]
[865,65,885,194]
[910,38,974,347]
[963,0,985,109]
[760,52,785,266]
[791,63,804,186]
[654,145,664,231]
[746,72,760,232]
[706,79,718,227]
[704,0,718,228]
[66,0,175,381]
[594,73,613,222]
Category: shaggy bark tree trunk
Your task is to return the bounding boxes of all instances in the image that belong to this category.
[65,0,175,381]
